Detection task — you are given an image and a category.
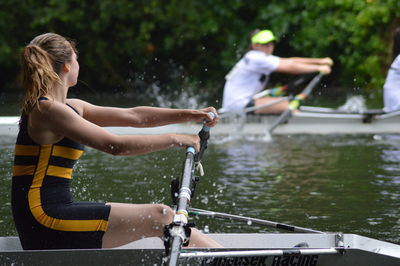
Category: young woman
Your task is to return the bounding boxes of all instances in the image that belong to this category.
[221,29,333,114]
[12,32,221,250]
[383,27,400,113]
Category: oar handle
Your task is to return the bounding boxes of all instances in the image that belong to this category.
[194,112,215,163]
[201,112,216,132]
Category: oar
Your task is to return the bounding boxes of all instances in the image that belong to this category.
[253,74,315,100]
[193,113,215,175]
[164,113,215,266]
[252,85,288,99]
[189,208,324,234]
[268,73,324,134]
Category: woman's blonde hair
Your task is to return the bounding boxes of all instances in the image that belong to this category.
[20,33,77,114]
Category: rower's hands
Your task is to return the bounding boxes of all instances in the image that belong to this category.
[319,65,332,75]
[322,57,334,66]
[172,134,200,152]
[198,107,219,127]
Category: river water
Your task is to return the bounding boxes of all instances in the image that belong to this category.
[1,132,399,245]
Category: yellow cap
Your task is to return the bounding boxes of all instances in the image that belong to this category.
[251,30,276,44]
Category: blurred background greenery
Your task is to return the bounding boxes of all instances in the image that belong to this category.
[1,0,399,110]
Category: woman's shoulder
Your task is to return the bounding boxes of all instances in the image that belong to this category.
[244,50,280,69]
[34,99,83,119]
[66,98,91,115]
[66,98,88,107]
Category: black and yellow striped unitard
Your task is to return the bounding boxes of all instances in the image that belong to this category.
[11,101,110,250]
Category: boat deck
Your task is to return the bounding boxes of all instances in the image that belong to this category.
[1,233,399,265]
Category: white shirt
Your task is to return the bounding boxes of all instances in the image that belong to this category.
[221,50,280,112]
[383,55,400,112]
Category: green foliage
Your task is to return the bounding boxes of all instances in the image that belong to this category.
[247,0,400,90]
[0,0,399,99]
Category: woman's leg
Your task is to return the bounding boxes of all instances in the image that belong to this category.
[188,228,222,248]
[254,97,289,114]
[102,202,222,248]
[102,202,173,248]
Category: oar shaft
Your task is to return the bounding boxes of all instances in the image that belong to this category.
[167,237,183,266]
[166,148,196,266]
[253,74,313,100]
[252,89,272,99]
[268,108,292,133]
[189,208,324,234]
[165,113,216,266]
[268,73,324,133]
[301,73,323,96]
[176,149,195,213]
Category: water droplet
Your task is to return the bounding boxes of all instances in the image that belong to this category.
[204,225,209,233]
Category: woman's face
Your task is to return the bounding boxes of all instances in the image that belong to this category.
[263,43,275,55]
[252,43,275,55]
[66,51,79,87]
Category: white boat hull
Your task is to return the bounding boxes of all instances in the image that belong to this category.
[1,110,399,136]
[1,233,399,265]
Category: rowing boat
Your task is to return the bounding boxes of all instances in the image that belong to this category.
[1,232,399,265]
[1,108,399,136]
[2,111,400,265]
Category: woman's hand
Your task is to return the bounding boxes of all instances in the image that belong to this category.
[171,134,201,152]
[198,107,219,127]
[322,57,334,66]
[319,65,332,75]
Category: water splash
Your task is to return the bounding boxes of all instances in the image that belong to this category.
[214,113,273,144]
[151,84,206,109]
[338,95,367,113]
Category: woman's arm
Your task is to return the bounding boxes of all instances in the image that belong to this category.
[288,57,333,66]
[67,99,218,128]
[32,100,203,155]
[275,58,331,74]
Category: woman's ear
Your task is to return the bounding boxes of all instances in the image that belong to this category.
[63,63,70,73]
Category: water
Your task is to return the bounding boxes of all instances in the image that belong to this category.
[1,133,400,245]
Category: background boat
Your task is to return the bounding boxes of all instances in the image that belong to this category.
[1,108,399,136]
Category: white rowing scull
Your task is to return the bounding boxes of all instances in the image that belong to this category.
[1,108,399,136]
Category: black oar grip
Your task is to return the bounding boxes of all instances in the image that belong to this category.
[194,112,215,163]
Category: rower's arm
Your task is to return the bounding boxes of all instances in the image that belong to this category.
[67,99,218,128]
[276,58,331,75]
[287,57,333,66]
[36,100,201,155]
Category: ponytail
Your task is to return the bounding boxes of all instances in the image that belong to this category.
[19,33,77,114]
[21,45,61,114]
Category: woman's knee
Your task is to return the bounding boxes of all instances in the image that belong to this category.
[152,204,174,224]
